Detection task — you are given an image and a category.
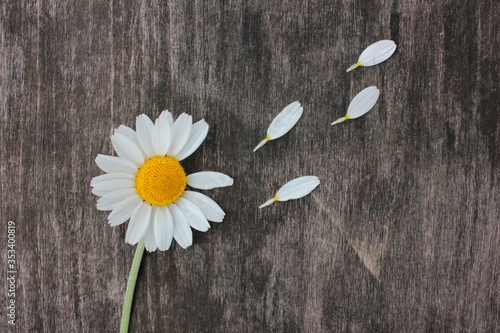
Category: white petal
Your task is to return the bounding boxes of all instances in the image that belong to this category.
[143,208,158,252]
[186,172,234,190]
[95,155,138,175]
[108,195,143,226]
[358,40,397,67]
[151,113,171,156]
[276,176,320,201]
[97,188,138,211]
[168,204,193,249]
[168,113,192,157]
[176,197,210,232]
[126,203,151,245]
[267,101,303,140]
[111,133,145,166]
[91,179,135,196]
[159,110,174,127]
[182,191,225,222]
[254,101,303,152]
[114,125,143,153]
[154,206,174,251]
[176,120,209,161]
[346,86,380,119]
[136,114,156,156]
[91,172,135,186]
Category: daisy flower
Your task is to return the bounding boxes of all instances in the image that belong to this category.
[92,111,233,332]
[259,176,320,208]
[346,40,397,72]
[91,111,233,252]
[253,101,303,152]
[331,86,380,125]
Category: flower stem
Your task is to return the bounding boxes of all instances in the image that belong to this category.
[120,239,145,333]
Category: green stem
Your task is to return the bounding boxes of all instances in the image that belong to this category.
[120,239,145,333]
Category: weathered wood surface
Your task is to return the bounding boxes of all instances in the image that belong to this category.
[1,0,499,332]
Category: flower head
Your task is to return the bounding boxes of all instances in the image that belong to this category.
[346,40,397,72]
[259,176,320,208]
[91,111,233,251]
[254,101,303,152]
[331,86,380,125]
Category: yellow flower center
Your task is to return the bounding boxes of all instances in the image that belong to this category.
[135,156,187,206]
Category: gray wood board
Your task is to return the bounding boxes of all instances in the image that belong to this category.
[1,0,499,332]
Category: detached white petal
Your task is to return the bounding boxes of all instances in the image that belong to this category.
[276,176,320,200]
[347,40,397,72]
[187,172,234,190]
[331,86,380,125]
[254,101,303,152]
[259,176,320,209]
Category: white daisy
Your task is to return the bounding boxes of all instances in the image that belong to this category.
[91,111,233,252]
[254,101,303,152]
[259,176,320,208]
[331,86,380,125]
[346,40,397,72]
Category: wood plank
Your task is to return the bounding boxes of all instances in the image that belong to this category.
[1,0,499,331]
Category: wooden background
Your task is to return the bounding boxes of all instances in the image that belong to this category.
[1,0,499,331]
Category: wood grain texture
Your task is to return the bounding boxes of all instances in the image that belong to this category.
[1,0,499,332]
